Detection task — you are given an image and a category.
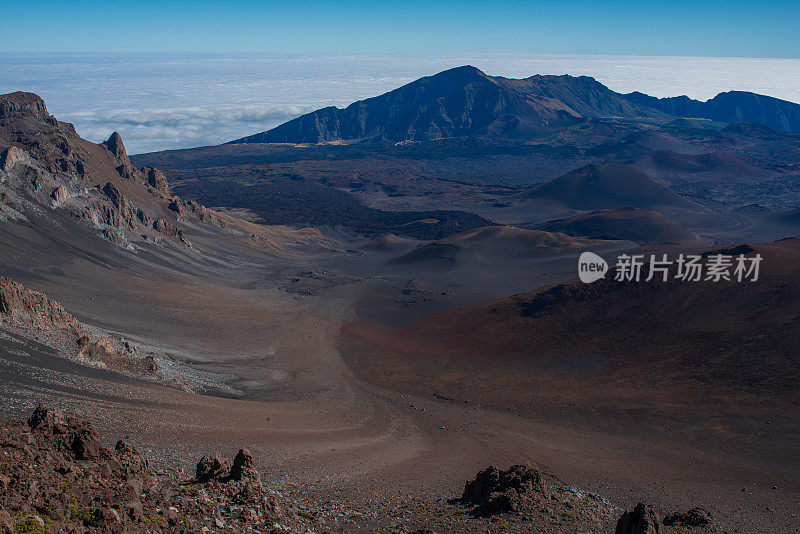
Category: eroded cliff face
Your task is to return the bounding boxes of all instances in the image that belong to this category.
[0,91,223,251]
[0,276,157,375]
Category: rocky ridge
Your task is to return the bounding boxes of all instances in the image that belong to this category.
[0,91,224,251]
[234,66,800,144]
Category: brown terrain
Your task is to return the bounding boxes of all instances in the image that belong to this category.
[1,72,800,534]
[532,208,701,245]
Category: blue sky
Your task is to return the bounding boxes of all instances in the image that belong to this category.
[1,0,798,58]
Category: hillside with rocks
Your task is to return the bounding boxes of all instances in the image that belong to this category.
[0,91,224,251]
[0,405,720,534]
[0,405,311,533]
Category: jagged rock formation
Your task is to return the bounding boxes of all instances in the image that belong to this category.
[101,131,130,167]
[616,503,663,534]
[0,276,82,335]
[0,276,156,375]
[0,406,308,534]
[457,464,619,529]
[461,465,549,515]
[0,91,223,249]
[233,66,800,144]
[194,449,261,484]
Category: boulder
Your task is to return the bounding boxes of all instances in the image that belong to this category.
[114,440,150,480]
[230,448,260,482]
[461,465,548,515]
[70,423,101,460]
[195,454,231,483]
[615,502,662,534]
[51,184,69,206]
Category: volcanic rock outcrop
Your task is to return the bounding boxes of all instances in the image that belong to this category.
[615,502,718,533]
[457,464,620,529]
[461,465,549,515]
[0,91,223,249]
[0,405,307,534]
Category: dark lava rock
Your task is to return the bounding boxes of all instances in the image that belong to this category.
[461,465,548,515]
[71,424,101,460]
[195,454,231,482]
[230,448,260,482]
[27,403,68,433]
[615,502,662,534]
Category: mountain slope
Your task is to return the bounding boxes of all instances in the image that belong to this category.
[533,207,699,244]
[349,239,800,392]
[632,150,773,183]
[0,92,226,246]
[521,164,691,210]
[391,226,596,265]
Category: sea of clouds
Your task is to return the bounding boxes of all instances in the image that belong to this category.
[2,53,799,154]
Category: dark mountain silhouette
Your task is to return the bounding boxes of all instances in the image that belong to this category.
[233,66,662,144]
[623,91,800,133]
[232,66,800,144]
[520,164,691,210]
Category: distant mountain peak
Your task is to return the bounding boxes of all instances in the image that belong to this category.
[232,67,800,145]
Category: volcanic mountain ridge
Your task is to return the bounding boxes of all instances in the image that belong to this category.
[234,65,800,144]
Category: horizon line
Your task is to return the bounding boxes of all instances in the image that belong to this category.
[2,50,800,61]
